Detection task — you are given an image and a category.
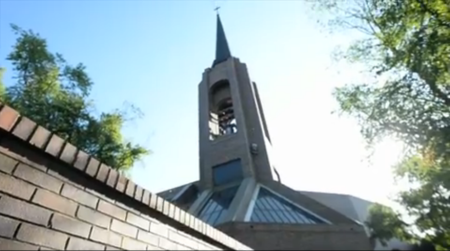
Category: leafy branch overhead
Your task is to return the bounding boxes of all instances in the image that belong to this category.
[0,24,150,171]
[365,203,412,246]
[310,0,449,249]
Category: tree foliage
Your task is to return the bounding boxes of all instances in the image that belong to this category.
[0,24,150,171]
[365,203,413,246]
[309,0,450,249]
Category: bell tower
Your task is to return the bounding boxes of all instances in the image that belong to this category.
[158,15,372,251]
[197,14,279,190]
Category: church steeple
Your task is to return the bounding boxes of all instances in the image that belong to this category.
[157,12,373,250]
[196,13,278,192]
[212,14,232,67]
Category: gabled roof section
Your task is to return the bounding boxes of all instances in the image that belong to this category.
[157,181,197,201]
[300,190,374,223]
[262,180,360,224]
[212,14,232,67]
[158,182,200,211]
[249,185,329,224]
[198,185,239,226]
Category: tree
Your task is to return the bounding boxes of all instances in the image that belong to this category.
[308,0,450,249]
[0,24,149,172]
[0,68,6,101]
[365,203,412,246]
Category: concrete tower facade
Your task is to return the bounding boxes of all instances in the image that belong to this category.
[198,14,279,190]
[158,14,374,250]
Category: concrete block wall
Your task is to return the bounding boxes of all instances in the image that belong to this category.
[0,104,251,251]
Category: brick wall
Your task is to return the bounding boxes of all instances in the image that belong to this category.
[0,104,251,251]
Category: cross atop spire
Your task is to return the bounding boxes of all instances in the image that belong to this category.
[212,13,232,67]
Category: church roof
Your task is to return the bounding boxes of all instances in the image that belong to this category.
[212,14,232,67]
[198,185,239,226]
[157,181,198,201]
[300,190,373,223]
[158,180,365,227]
[249,186,327,224]
[196,184,330,226]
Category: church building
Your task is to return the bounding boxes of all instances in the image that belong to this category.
[158,14,376,250]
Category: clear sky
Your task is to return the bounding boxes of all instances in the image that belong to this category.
[0,0,403,206]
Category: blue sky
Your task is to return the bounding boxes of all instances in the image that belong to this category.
[0,0,403,205]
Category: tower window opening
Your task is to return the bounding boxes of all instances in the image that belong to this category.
[209,80,237,140]
[218,98,237,135]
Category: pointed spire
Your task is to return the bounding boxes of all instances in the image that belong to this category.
[212,14,232,67]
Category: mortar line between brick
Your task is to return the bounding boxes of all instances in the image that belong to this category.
[7,114,20,133]
[107,215,113,231]
[87,224,94,240]
[39,133,53,153]
[130,183,137,199]
[91,158,101,178]
[12,222,22,238]
[94,194,101,209]
[29,181,102,220]
[103,167,111,184]
[10,160,20,174]
[58,182,64,195]
[74,204,80,219]
[8,163,112,213]
[63,233,70,250]
[110,170,119,188]
[0,147,48,173]
[0,186,37,203]
[13,166,56,185]
[26,119,39,142]
[1,187,79,222]
[119,236,124,250]
[0,212,66,240]
[0,195,117,234]
[26,214,123,250]
[10,236,49,250]
[47,213,54,228]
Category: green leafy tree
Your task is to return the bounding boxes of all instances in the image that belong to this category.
[1,24,149,171]
[309,0,450,249]
[0,68,6,100]
[365,203,412,246]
